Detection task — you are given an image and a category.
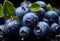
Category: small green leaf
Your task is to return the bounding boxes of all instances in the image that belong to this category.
[3,1,16,18]
[0,4,4,17]
[53,7,56,11]
[47,3,53,11]
[30,2,41,12]
[4,0,8,2]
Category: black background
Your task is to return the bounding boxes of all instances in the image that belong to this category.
[0,0,60,8]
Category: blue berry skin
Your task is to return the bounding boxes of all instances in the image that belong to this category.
[49,23,59,33]
[16,6,29,19]
[43,18,49,24]
[19,26,31,39]
[0,25,5,31]
[5,19,11,24]
[20,1,32,8]
[36,8,45,21]
[36,1,47,12]
[48,23,59,36]
[0,25,5,41]
[3,19,20,36]
[23,12,38,29]
[59,17,60,26]
[44,11,59,24]
[33,21,49,38]
[55,9,60,16]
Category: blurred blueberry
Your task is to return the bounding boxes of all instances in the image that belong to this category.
[55,9,60,16]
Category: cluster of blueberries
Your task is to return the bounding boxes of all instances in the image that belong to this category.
[0,1,60,41]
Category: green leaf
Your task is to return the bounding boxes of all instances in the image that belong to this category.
[30,2,42,12]
[0,4,4,17]
[3,1,15,18]
[4,0,8,2]
[53,7,56,11]
[47,3,53,11]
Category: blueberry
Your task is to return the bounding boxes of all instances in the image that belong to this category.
[0,24,5,41]
[44,11,59,24]
[55,9,60,16]
[16,6,29,19]
[20,1,32,8]
[59,16,60,25]
[36,1,47,12]
[5,19,11,24]
[33,21,49,38]
[3,19,20,36]
[19,26,31,40]
[23,12,38,29]
[36,8,45,21]
[50,23,59,33]
[0,25,5,41]
[0,25,5,31]
[49,23,59,36]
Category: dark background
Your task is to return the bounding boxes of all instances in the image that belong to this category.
[0,0,60,8]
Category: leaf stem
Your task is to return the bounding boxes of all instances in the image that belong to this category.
[24,0,28,5]
[24,0,27,4]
